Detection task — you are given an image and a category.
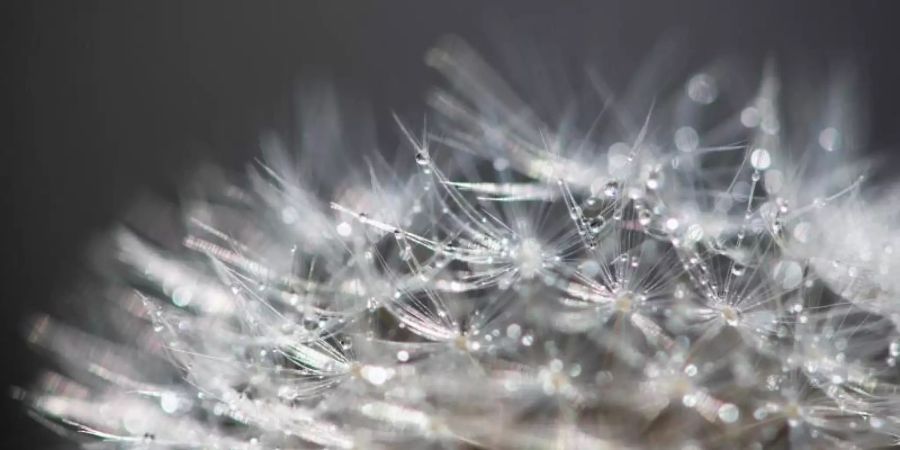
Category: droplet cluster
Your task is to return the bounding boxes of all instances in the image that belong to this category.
[19,38,900,449]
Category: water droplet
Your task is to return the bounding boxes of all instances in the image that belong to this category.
[638,209,652,226]
[761,115,780,135]
[753,407,768,420]
[687,73,718,104]
[172,286,193,307]
[685,224,704,242]
[589,216,607,233]
[646,171,663,190]
[675,126,699,152]
[819,127,840,151]
[665,218,680,231]
[718,403,740,423]
[602,181,620,198]
[336,222,352,237]
[750,148,771,170]
[684,364,698,377]
[360,365,392,385]
[160,392,180,414]
[741,107,761,128]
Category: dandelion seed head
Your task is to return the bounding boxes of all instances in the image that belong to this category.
[20,36,900,450]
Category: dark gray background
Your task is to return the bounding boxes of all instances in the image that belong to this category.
[3,0,900,446]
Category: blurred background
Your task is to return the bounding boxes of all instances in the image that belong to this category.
[3,0,900,446]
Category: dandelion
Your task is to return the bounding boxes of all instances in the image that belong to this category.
[16,36,900,449]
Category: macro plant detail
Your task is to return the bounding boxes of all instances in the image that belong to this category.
[17,37,900,449]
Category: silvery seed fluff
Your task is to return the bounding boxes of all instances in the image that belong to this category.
[16,36,900,449]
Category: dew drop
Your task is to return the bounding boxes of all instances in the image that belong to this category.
[718,403,740,423]
[685,224,704,242]
[684,364,698,377]
[602,181,620,198]
[753,407,768,420]
[336,222,352,237]
[819,127,840,151]
[646,171,663,190]
[675,126,699,153]
[741,107,761,128]
[361,365,391,385]
[665,218,680,231]
[589,216,607,234]
[750,148,771,170]
[172,286,193,308]
[160,392,180,414]
[687,73,718,104]
[638,209,652,226]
